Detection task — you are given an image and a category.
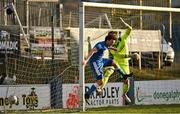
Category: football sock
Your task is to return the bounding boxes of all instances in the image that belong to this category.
[87,83,98,95]
[123,83,129,94]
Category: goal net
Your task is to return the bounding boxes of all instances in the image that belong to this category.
[0,0,180,112]
[0,0,78,111]
[78,2,180,111]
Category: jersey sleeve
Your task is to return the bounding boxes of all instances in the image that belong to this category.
[121,27,132,42]
[116,27,132,51]
[95,43,103,51]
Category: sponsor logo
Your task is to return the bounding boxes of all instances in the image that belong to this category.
[136,87,152,102]
[85,86,121,106]
[0,87,39,109]
[153,90,180,101]
[66,85,80,109]
[136,87,180,103]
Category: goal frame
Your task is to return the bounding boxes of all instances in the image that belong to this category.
[79,2,180,111]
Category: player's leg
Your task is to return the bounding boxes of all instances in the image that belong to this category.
[102,66,115,89]
[85,80,103,99]
[123,78,131,103]
[113,60,132,103]
[111,60,133,78]
[95,66,115,96]
[123,79,129,93]
[85,61,104,99]
[92,59,115,96]
[101,59,116,89]
[120,63,131,103]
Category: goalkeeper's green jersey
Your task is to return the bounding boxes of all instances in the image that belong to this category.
[110,27,132,74]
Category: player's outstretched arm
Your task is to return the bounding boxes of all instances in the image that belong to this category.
[83,47,97,66]
[120,17,132,35]
[120,17,132,30]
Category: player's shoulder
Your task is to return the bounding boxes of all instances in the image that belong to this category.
[96,41,105,47]
[96,41,108,50]
[97,41,105,44]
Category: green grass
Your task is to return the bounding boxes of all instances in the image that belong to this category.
[130,65,180,80]
[6,104,180,114]
[85,104,180,113]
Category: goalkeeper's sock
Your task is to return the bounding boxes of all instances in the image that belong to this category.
[87,83,98,96]
[102,68,114,88]
[123,83,129,94]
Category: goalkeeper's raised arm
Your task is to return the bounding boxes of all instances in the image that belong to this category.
[120,17,132,34]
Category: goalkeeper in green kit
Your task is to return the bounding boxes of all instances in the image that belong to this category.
[102,17,135,104]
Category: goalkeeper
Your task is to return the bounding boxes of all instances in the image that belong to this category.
[102,17,134,103]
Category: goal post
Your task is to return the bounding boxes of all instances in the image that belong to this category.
[79,2,180,111]
[79,2,85,111]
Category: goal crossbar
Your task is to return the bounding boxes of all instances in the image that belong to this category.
[83,2,180,12]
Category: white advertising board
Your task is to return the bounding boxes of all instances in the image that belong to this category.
[0,84,50,110]
[29,27,68,60]
[67,28,161,53]
[135,80,180,105]
[62,83,123,108]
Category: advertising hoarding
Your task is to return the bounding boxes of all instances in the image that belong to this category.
[62,83,123,108]
[30,27,68,60]
[0,84,50,110]
[135,80,180,105]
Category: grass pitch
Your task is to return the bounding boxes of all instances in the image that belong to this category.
[7,104,180,114]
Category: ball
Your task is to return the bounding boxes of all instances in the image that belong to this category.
[8,95,18,105]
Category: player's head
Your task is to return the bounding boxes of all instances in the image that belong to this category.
[105,34,116,46]
[108,31,121,47]
[108,31,118,38]
[109,31,122,40]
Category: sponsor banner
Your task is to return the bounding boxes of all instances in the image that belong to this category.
[34,27,61,39]
[135,80,180,105]
[0,30,19,54]
[31,43,66,54]
[31,43,67,59]
[62,83,123,108]
[0,84,50,110]
[30,27,68,60]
